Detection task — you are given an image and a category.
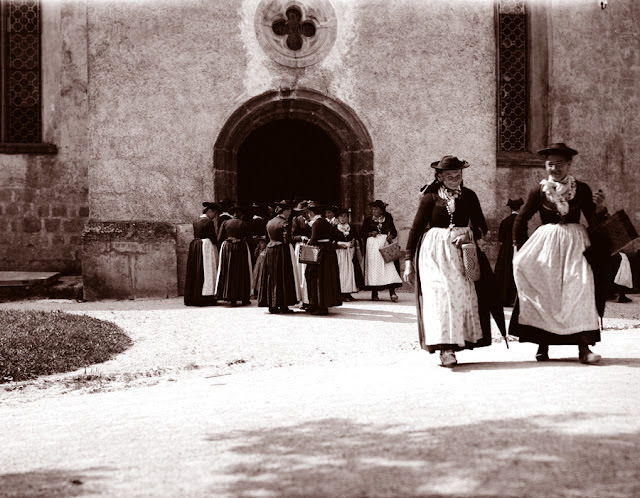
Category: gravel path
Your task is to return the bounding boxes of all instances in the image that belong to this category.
[1,293,640,497]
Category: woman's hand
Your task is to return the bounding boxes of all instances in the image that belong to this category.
[301,236,309,243]
[451,233,470,248]
[403,260,414,284]
[386,234,393,243]
[593,189,607,214]
[368,231,378,238]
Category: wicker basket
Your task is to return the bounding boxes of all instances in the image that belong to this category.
[298,244,320,264]
[379,241,402,263]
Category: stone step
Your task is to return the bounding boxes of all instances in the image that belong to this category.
[0,272,83,301]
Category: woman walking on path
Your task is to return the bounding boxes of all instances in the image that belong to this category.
[509,143,607,364]
[403,156,491,367]
[494,198,524,307]
[258,201,298,314]
[184,202,220,307]
[304,201,342,315]
[215,206,253,306]
[361,200,402,302]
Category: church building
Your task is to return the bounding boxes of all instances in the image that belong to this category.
[0,0,638,299]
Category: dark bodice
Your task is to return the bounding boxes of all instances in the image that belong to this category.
[513,180,599,248]
[193,216,217,243]
[291,214,311,242]
[361,212,398,239]
[406,187,488,260]
[308,217,335,245]
[266,215,290,246]
[219,218,249,242]
[248,216,267,238]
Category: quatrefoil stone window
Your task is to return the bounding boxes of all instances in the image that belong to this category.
[255,0,337,68]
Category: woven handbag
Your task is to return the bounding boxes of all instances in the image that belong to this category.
[379,241,402,263]
[461,243,481,281]
[299,244,320,265]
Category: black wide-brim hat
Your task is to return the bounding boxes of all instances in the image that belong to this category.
[432,155,470,170]
[306,200,325,212]
[507,198,524,210]
[537,142,578,158]
[274,199,293,209]
[202,201,222,212]
[293,200,309,212]
[369,200,388,210]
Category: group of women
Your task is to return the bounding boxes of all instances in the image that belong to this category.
[184,198,405,315]
[405,144,609,367]
[186,141,611,368]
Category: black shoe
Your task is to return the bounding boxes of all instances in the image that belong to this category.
[311,307,329,316]
[268,307,279,314]
[371,291,379,301]
[617,294,632,303]
[279,307,294,314]
[579,345,602,364]
[536,344,549,362]
[390,291,398,302]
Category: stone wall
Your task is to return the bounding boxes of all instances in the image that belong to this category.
[498,0,640,251]
[0,2,89,274]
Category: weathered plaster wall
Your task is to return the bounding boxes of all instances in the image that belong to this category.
[86,0,496,241]
[87,0,246,223]
[345,0,497,244]
[0,1,89,273]
[549,0,640,227]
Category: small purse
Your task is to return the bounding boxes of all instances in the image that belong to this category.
[379,241,401,263]
[299,244,320,265]
[461,243,481,281]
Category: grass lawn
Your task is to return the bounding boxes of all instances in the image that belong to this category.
[0,309,132,383]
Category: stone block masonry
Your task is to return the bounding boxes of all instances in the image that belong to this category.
[0,186,89,274]
[82,221,178,301]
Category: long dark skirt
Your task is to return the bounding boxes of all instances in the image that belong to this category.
[258,244,297,308]
[184,239,217,306]
[509,300,601,346]
[305,245,343,309]
[216,240,252,302]
[494,242,516,307]
[251,248,267,297]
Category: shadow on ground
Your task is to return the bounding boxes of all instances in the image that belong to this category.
[322,307,417,323]
[206,415,640,498]
[453,356,640,371]
[0,467,111,498]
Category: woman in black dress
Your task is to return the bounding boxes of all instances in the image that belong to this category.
[258,201,298,314]
[304,201,342,315]
[494,198,523,306]
[215,205,253,306]
[184,202,220,306]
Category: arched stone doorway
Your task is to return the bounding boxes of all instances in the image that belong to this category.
[213,88,373,223]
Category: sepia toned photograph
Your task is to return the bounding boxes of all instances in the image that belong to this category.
[1,0,639,496]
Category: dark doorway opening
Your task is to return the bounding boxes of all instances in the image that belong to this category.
[237,119,340,204]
